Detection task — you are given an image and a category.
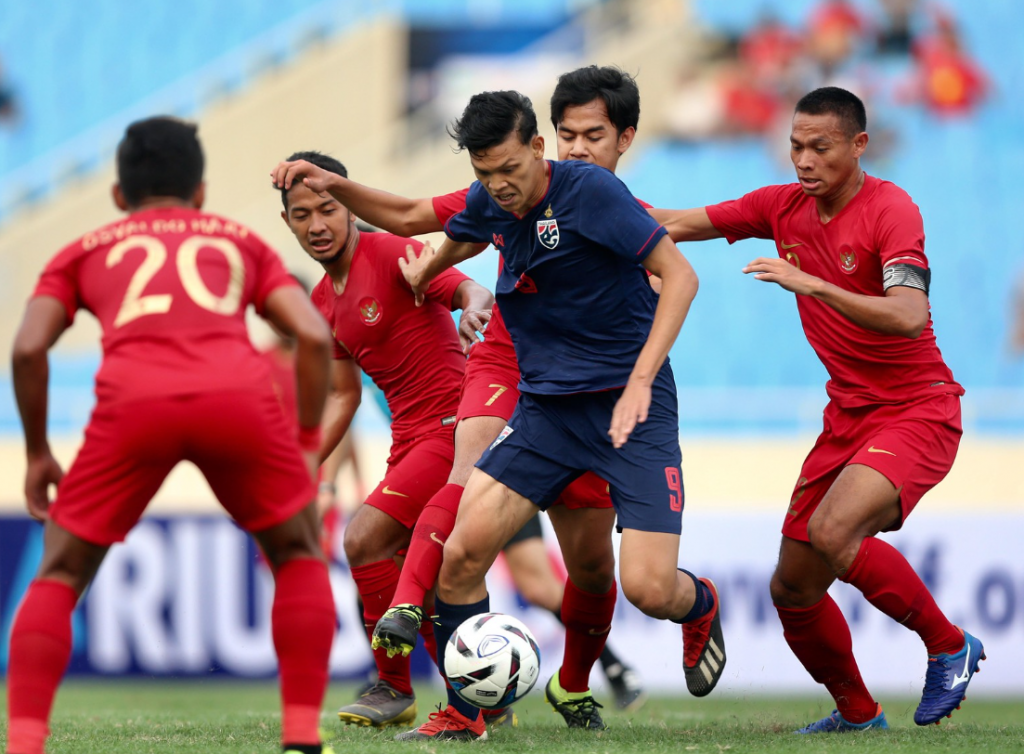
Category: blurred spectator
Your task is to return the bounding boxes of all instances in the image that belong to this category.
[0,55,19,126]
[902,9,988,116]
[875,0,920,56]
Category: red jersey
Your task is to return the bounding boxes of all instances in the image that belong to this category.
[431,189,654,372]
[705,175,963,407]
[311,232,467,444]
[433,189,518,371]
[34,207,296,405]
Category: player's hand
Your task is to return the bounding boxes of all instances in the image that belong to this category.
[609,377,652,449]
[398,242,435,307]
[743,257,820,296]
[24,451,63,522]
[270,159,337,196]
[458,308,492,353]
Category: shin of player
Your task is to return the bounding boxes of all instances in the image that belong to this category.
[7,118,335,754]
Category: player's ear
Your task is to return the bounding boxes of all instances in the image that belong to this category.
[531,134,545,159]
[112,184,129,212]
[852,131,869,159]
[191,182,206,209]
[617,126,637,155]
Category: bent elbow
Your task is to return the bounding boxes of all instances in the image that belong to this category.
[902,312,929,339]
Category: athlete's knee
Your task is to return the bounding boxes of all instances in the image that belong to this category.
[620,572,675,619]
[440,532,491,588]
[769,566,825,608]
[343,513,400,567]
[563,554,615,594]
[805,515,857,570]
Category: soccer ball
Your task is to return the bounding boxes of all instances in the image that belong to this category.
[443,612,541,709]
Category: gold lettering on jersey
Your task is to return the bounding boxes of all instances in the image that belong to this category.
[151,218,188,234]
[83,220,150,251]
[189,217,251,239]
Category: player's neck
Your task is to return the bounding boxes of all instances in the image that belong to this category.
[127,197,196,212]
[322,227,360,292]
[816,168,865,224]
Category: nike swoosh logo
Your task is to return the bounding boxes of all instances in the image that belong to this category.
[781,241,803,249]
[587,625,612,636]
[950,644,971,688]
[382,486,409,497]
[430,531,445,546]
[867,446,897,456]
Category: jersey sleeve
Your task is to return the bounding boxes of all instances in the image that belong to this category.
[875,187,928,271]
[577,168,667,263]
[391,235,470,309]
[432,188,470,224]
[248,232,300,316]
[443,184,491,244]
[33,241,84,325]
[705,185,788,243]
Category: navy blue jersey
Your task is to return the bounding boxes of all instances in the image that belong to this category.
[444,160,668,394]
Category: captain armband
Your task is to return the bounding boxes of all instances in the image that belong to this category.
[882,263,931,295]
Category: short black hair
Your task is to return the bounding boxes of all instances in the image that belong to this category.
[448,91,538,155]
[280,150,348,210]
[116,116,204,206]
[550,65,640,135]
[794,87,867,137]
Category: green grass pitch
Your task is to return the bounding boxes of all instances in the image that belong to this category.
[2,680,1022,753]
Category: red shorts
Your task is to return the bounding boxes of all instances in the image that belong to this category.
[553,471,614,510]
[456,352,521,424]
[52,391,315,547]
[365,425,456,528]
[783,392,962,542]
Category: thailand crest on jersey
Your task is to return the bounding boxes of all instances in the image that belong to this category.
[537,207,559,249]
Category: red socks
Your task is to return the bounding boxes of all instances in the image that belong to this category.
[350,558,412,695]
[557,579,617,693]
[272,558,335,746]
[392,484,462,608]
[841,536,963,655]
[6,579,77,754]
[775,595,878,724]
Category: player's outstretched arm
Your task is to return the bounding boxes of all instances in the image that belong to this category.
[11,296,69,520]
[609,238,699,449]
[450,279,494,353]
[742,257,930,337]
[319,359,362,467]
[263,285,333,474]
[648,207,723,244]
[399,238,488,306]
[271,159,442,237]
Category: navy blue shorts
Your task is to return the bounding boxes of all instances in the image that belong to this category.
[475,368,684,534]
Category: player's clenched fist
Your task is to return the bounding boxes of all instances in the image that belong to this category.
[270,159,338,195]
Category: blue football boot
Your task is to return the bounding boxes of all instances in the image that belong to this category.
[795,705,888,734]
[914,629,986,725]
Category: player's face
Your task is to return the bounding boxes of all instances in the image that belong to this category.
[282,183,354,265]
[556,99,635,172]
[469,132,547,216]
[790,112,868,200]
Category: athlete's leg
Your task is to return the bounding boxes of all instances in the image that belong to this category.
[390,415,507,611]
[6,522,108,754]
[503,534,564,612]
[809,464,963,655]
[253,502,335,750]
[423,469,539,726]
[618,530,697,619]
[770,534,879,724]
